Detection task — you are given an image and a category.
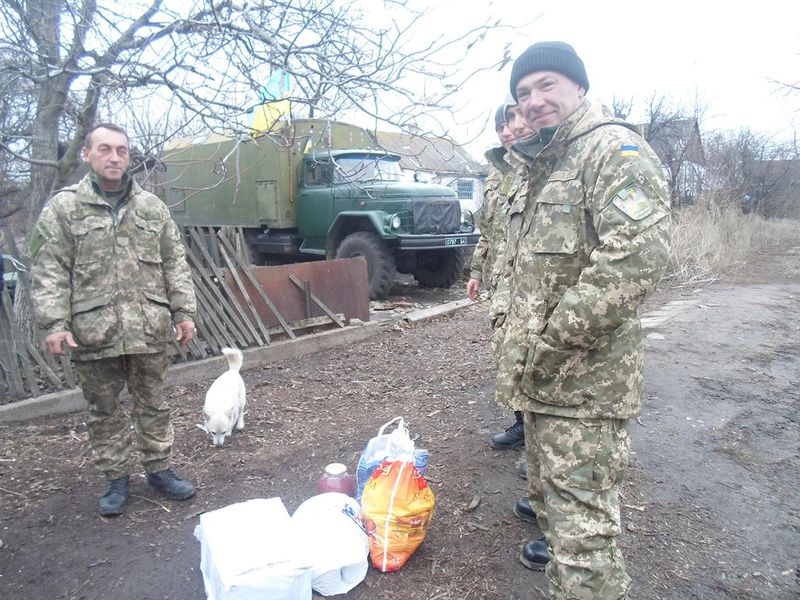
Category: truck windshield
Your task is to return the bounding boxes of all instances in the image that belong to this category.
[333,156,403,183]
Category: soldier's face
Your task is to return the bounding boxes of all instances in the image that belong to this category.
[82,128,130,190]
[514,71,585,133]
[496,121,515,148]
[506,106,533,141]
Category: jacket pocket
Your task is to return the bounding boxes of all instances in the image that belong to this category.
[520,337,587,406]
[71,294,119,348]
[132,215,166,292]
[142,292,172,343]
[133,214,163,263]
[528,171,583,255]
[70,215,113,267]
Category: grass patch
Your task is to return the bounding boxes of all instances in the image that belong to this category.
[664,194,800,286]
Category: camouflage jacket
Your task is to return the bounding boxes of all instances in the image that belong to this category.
[30,173,196,361]
[486,146,531,322]
[468,147,507,287]
[495,100,671,418]
[469,147,528,295]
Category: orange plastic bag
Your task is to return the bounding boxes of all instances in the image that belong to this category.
[360,459,435,572]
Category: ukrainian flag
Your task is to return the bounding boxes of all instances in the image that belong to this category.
[251,70,292,133]
[251,100,291,133]
[620,144,639,158]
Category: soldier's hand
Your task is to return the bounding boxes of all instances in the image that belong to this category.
[175,321,195,346]
[467,278,481,301]
[44,331,78,355]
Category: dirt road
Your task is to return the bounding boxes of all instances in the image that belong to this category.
[0,249,798,599]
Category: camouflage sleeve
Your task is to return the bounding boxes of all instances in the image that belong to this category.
[29,200,73,333]
[469,170,502,280]
[542,131,671,349]
[160,216,196,324]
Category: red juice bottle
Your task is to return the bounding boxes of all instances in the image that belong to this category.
[317,463,356,497]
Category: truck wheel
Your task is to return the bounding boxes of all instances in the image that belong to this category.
[245,242,267,266]
[414,248,465,289]
[335,232,396,299]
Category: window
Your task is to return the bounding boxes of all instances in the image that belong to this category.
[456,179,474,200]
[305,160,332,186]
[333,156,403,183]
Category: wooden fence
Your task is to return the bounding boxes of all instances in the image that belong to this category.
[0,226,344,404]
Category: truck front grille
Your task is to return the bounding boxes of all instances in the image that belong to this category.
[412,197,461,234]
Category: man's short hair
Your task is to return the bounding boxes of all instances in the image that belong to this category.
[84,123,129,149]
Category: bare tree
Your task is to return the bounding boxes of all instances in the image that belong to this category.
[703,129,800,218]
[0,0,508,233]
[610,96,633,120]
[638,95,706,206]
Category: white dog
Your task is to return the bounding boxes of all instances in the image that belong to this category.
[198,347,246,447]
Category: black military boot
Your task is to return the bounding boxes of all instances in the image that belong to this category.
[146,468,196,500]
[520,535,550,571]
[513,497,537,524]
[97,476,129,516]
[490,419,525,450]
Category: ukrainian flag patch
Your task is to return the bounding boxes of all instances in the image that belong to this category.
[620,144,639,158]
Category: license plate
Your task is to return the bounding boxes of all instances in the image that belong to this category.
[445,237,467,247]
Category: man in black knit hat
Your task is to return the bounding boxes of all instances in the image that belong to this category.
[492,41,671,599]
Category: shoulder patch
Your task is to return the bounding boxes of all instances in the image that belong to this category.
[620,144,639,159]
[611,185,654,220]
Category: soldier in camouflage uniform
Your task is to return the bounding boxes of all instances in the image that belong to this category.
[30,123,198,517]
[495,43,671,599]
[467,101,515,301]
[467,101,534,450]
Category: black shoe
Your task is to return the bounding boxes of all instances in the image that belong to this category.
[146,469,196,500]
[491,421,525,450]
[513,497,537,524]
[97,476,129,516]
[520,535,550,571]
[517,460,528,480]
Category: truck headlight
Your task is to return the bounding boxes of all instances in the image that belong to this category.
[390,214,402,229]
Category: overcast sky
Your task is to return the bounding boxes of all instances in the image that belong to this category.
[417,0,800,156]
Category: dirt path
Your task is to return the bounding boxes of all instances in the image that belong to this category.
[0,249,798,600]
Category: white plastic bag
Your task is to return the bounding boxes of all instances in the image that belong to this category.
[194,498,313,600]
[356,417,415,501]
[291,493,369,595]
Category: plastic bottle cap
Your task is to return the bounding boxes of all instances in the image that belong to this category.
[324,463,347,475]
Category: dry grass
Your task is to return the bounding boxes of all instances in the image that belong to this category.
[664,193,800,286]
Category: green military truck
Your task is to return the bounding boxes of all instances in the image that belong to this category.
[162,119,479,299]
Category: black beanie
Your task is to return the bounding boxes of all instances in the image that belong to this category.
[494,104,507,129]
[510,41,589,100]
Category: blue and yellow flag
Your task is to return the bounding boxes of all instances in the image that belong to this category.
[251,70,292,133]
[620,144,639,158]
[251,100,291,132]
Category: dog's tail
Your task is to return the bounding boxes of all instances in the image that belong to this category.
[221,347,243,373]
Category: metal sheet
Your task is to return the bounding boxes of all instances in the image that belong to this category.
[223,257,370,327]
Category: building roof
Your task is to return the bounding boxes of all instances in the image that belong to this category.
[639,118,706,166]
[374,131,487,177]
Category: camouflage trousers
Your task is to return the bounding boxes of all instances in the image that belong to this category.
[523,412,632,600]
[74,352,173,480]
